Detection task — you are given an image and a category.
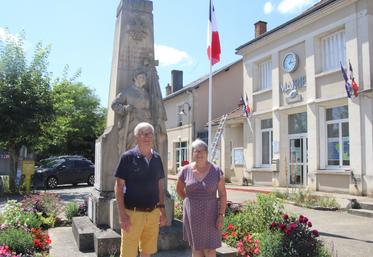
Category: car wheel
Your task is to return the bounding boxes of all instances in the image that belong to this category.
[87,174,95,186]
[46,176,58,189]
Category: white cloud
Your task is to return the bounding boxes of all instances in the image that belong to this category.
[277,0,319,14]
[155,44,192,67]
[264,2,274,14]
[0,27,20,43]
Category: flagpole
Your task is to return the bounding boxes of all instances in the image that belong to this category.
[208,61,212,154]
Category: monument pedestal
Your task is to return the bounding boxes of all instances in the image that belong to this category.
[76,1,189,256]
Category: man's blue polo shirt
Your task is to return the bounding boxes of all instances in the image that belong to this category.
[114,146,165,209]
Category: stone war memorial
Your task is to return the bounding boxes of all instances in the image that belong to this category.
[72,0,186,256]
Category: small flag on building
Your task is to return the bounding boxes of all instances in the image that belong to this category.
[340,62,352,98]
[349,61,359,97]
[207,0,221,65]
[245,94,251,116]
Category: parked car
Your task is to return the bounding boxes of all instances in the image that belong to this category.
[36,155,88,168]
[32,157,95,189]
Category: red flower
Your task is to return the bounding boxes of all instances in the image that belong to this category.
[279,224,286,231]
[299,215,304,223]
[270,221,277,228]
[244,234,252,243]
[222,232,228,240]
[231,231,237,238]
[312,229,319,237]
[307,221,312,227]
[227,224,234,231]
[283,214,289,220]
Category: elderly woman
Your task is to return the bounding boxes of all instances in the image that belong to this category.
[176,139,227,257]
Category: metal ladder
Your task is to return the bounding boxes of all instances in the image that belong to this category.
[209,114,228,161]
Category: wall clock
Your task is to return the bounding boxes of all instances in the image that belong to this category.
[282,52,298,73]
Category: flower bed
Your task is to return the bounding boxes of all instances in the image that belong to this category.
[0,193,62,256]
[221,193,334,257]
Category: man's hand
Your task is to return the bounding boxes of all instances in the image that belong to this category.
[120,212,131,232]
[160,211,167,227]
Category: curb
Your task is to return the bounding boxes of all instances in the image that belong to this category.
[168,176,271,194]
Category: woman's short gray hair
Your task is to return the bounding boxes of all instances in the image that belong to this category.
[191,138,208,152]
[134,122,154,136]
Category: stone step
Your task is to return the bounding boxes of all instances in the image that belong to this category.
[359,202,373,210]
[94,228,121,257]
[217,243,237,257]
[348,209,373,218]
[72,216,100,252]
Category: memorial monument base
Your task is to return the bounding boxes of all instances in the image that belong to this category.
[72,216,187,257]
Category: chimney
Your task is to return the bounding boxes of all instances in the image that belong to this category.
[171,70,183,92]
[254,21,267,38]
[165,83,172,96]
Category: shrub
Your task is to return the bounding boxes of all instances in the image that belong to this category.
[223,193,284,250]
[273,190,289,200]
[0,228,34,254]
[2,200,43,229]
[21,193,62,217]
[2,200,25,228]
[257,230,282,257]
[318,197,339,209]
[271,214,323,257]
[65,202,79,222]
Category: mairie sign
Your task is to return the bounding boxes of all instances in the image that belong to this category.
[280,76,306,93]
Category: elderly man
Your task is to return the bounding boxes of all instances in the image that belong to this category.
[114,122,167,257]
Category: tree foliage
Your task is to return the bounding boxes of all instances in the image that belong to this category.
[35,74,106,161]
[0,35,53,190]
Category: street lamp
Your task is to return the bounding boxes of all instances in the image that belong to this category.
[179,102,192,163]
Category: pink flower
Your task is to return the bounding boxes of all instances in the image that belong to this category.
[253,247,260,254]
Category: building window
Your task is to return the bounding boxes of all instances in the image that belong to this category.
[261,119,273,165]
[259,60,272,90]
[176,141,188,169]
[326,106,349,167]
[288,112,307,134]
[232,147,244,166]
[321,30,345,72]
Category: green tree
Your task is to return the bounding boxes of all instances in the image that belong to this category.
[0,36,53,191]
[35,72,106,161]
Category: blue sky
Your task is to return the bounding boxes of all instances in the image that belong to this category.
[0,0,319,108]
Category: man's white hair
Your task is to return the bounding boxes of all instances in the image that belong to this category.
[134,122,154,136]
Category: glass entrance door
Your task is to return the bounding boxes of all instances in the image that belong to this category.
[289,135,308,186]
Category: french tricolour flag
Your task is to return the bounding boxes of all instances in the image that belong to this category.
[207,0,221,65]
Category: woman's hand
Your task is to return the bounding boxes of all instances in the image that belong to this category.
[216,214,224,230]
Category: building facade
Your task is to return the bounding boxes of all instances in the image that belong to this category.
[163,60,243,175]
[235,0,373,196]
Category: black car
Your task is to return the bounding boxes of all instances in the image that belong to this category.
[32,157,95,189]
